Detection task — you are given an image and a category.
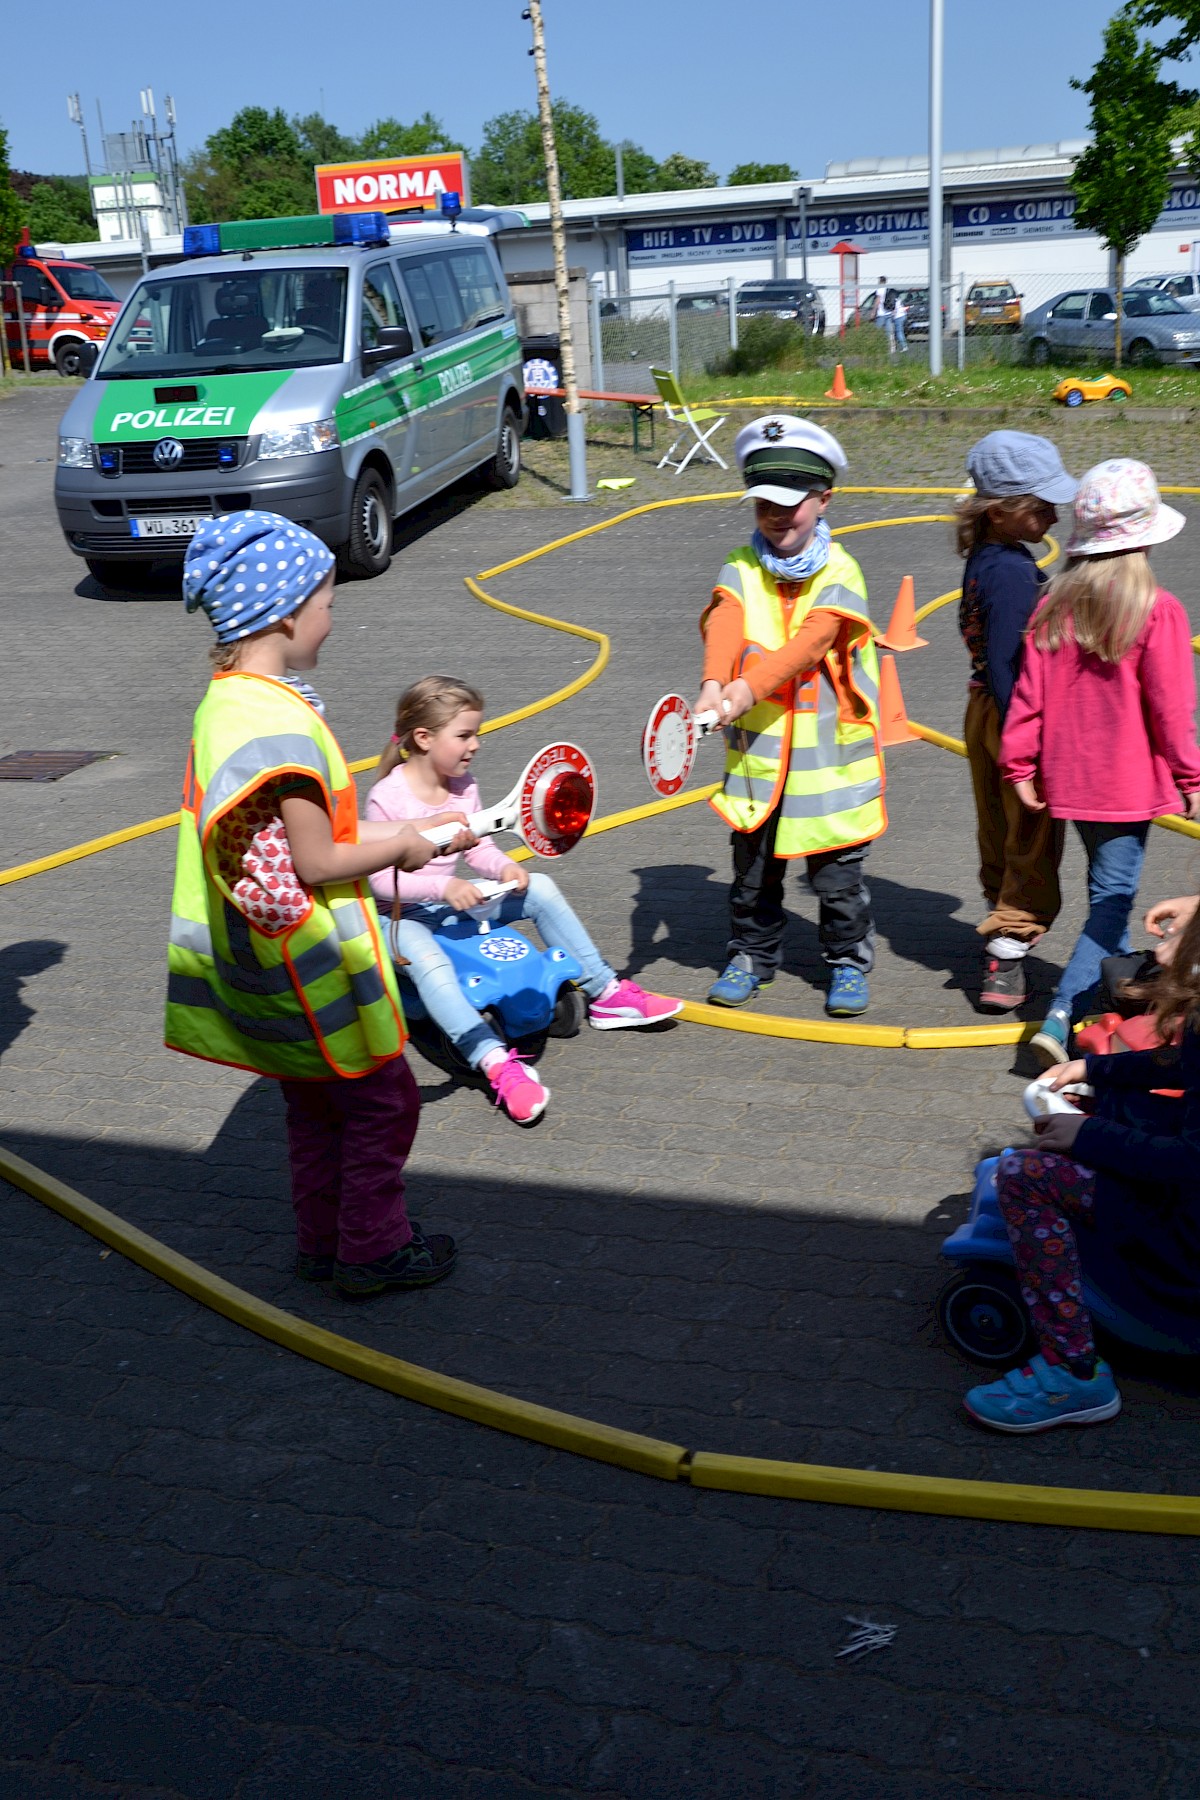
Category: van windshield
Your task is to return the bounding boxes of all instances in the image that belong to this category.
[95,267,348,378]
[54,266,118,302]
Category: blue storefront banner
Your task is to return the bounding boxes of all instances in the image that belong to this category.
[625,184,1200,267]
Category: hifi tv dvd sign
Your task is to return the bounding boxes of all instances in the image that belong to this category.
[315,152,471,214]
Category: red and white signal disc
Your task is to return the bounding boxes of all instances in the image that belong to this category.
[642,692,697,797]
[520,742,596,857]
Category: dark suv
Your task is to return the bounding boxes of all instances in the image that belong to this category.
[735,280,825,335]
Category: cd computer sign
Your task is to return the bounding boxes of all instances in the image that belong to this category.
[315,152,471,215]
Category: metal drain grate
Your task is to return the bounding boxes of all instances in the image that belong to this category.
[0,751,114,783]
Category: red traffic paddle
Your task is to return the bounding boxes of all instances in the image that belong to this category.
[641,692,722,798]
[421,742,596,858]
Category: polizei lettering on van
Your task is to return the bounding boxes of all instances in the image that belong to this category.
[109,406,239,431]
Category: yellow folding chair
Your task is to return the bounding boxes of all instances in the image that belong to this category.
[650,367,728,474]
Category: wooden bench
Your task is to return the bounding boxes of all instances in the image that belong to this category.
[524,387,659,452]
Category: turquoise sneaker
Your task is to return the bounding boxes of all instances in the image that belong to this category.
[964,1353,1121,1434]
[1030,1007,1072,1068]
[826,966,869,1016]
[708,955,772,1007]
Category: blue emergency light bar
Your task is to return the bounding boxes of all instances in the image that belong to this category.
[182,212,391,258]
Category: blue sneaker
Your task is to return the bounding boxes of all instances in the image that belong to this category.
[1031,1007,1072,1068]
[964,1354,1121,1434]
[707,954,772,1007]
[826,966,869,1016]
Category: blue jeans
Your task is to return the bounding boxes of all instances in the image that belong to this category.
[1050,821,1151,1020]
[386,872,615,1068]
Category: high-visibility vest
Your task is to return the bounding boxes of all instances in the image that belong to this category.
[165,672,406,1080]
[709,542,887,857]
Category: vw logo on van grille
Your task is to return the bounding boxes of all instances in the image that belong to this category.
[153,437,185,470]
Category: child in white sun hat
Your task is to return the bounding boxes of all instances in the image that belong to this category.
[1000,458,1200,1065]
[694,416,886,1017]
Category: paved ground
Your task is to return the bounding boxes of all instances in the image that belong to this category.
[4,384,1200,1797]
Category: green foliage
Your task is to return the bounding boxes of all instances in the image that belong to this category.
[720,314,810,376]
[23,175,94,243]
[358,112,460,159]
[294,112,357,166]
[726,161,798,185]
[1126,0,1200,68]
[1070,15,1176,258]
[473,100,613,203]
[656,152,718,190]
[0,123,25,266]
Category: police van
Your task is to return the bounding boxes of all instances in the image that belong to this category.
[55,209,526,589]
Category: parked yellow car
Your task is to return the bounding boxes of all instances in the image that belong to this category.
[965,280,1022,332]
[1052,373,1132,407]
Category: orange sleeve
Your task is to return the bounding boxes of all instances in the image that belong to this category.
[700,588,746,686]
[743,609,844,704]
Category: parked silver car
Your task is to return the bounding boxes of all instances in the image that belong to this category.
[1127,273,1200,311]
[1024,286,1200,367]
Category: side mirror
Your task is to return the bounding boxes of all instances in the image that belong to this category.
[363,324,413,370]
[77,340,100,375]
[1104,312,1117,322]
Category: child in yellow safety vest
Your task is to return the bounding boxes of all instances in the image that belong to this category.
[695,416,887,1016]
[165,511,473,1299]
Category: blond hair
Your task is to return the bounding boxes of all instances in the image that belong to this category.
[1032,551,1156,664]
[954,493,1038,558]
[376,676,485,779]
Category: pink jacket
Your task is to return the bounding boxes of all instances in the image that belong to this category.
[1000,588,1200,821]
[365,765,512,906]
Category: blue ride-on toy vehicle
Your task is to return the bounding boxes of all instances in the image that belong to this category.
[395,889,586,1081]
[939,1154,1200,1366]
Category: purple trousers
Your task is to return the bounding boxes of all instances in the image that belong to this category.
[280,1056,420,1265]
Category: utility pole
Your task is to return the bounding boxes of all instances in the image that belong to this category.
[928,0,944,376]
[524,0,589,501]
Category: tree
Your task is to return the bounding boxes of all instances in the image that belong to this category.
[23,175,95,243]
[294,112,356,166]
[472,101,660,202]
[1126,0,1200,64]
[357,113,459,159]
[726,160,798,185]
[184,106,313,221]
[0,123,25,266]
[656,152,718,190]
[1070,14,1175,364]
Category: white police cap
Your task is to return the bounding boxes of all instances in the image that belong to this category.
[735,415,849,504]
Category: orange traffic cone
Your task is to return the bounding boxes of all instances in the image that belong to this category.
[878,653,919,746]
[824,362,853,400]
[878,575,928,651]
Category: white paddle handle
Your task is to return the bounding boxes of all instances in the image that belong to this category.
[419,796,519,849]
[694,709,720,735]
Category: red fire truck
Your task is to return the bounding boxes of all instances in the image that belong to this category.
[2,231,121,376]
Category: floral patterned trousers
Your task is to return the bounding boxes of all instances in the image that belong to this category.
[995,1146,1098,1373]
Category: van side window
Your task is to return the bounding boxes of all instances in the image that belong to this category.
[447,248,505,330]
[400,256,465,346]
[1087,293,1113,321]
[15,265,57,308]
[360,262,409,351]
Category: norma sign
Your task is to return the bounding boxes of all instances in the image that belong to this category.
[315,152,471,215]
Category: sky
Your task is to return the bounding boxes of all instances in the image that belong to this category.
[0,0,1152,183]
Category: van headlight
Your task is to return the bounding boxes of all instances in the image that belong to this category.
[257,418,340,460]
[58,437,92,467]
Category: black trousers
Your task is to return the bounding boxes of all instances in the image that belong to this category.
[728,810,874,977]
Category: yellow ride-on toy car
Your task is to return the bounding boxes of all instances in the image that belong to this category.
[1052,373,1132,408]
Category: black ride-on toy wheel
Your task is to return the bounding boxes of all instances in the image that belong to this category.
[938,1265,1037,1367]
[547,984,586,1039]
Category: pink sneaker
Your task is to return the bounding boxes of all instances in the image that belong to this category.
[588,979,684,1031]
[485,1049,550,1124]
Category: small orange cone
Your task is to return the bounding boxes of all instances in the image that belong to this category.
[878,575,928,651]
[878,653,919,746]
[824,362,853,400]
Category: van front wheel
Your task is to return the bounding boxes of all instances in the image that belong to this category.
[484,405,522,491]
[342,467,392,578]
[54,339,88,378]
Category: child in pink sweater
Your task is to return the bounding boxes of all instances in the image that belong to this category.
[1001,459,1200,1065]
[366,677,681,1124]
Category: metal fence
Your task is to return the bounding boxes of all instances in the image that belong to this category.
[588,270,1172,386]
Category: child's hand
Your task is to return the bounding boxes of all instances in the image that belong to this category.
[1033,1111,1086,1153]
[1041,1060,1089,1090]
[719,678,755,723]
[425,812,476,855]
[1145,894,1198,938]
[1012,778,1046,813]
[694,680,724,718]
[1185,791,1200,821]
[393,817,473,870]
[505,862,530,894]
[445,878,484,911]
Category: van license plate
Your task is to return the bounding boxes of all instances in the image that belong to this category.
[130,515,208,538]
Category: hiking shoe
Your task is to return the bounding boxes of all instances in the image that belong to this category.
[979,951,1026,1012]
[295,1251,335,1283]
[1031,1007,1072,1067]
[334,1224,457,1298]
[826,966,869,1016]
[486,1049,550,1125]
[964,1354,1121,1434]
[588,979,684,1030]
[708,954,772,1007]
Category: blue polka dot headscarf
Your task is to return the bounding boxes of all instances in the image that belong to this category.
[182,512,335,644]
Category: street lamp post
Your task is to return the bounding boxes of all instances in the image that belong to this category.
[928,0,944,376]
